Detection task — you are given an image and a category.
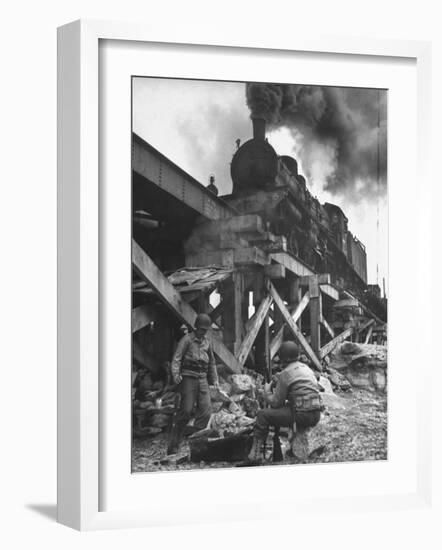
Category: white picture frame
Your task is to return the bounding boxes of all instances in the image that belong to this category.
[57,19,432,531]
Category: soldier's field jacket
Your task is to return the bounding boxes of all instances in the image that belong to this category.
[171,332,218,385]
[268,361,322,411]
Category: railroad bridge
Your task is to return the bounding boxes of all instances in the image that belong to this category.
[132,132,385,377]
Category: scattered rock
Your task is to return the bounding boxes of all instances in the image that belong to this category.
[231,374,255,393]
[341,342,362,355]
[242,396,260,418]
[228,401,244,415]
[318,376,334,394]
[327,368,352,391]
[230,393,245,403]
[210,385,231,403]
[330,343,387,393]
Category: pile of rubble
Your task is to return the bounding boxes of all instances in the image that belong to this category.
[327,342,387,393]
[132,370,262,440]
[132,369,177,437]
[207,373,261,436]
[132,341,388,468]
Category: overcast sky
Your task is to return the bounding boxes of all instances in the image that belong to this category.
[133,77,388,292]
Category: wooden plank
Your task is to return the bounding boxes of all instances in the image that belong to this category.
[132,303,156,333]
[233,246,269,266]
[236,294,273,366]
[211,338,242,374]
[186,249,234,269]
[321,316,335,339]
[343,290,386,326]
[364,325,374,344]
[269,291,310,359]
[269,283,323,372]
[133,240,197,325]
[309,276,321,353]
[270,327,284,359]
[132,240,242,373]
[320,283,339,301]
[293,290,311,321]
[221,272,244,354]
[334,298,359,308]
[270,252,313,278]
[357,318,375,333]
[300,274,331,286]
[319,326,355,360]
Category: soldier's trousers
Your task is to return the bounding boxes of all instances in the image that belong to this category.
[255,406,321,439]
[176,376,211,430]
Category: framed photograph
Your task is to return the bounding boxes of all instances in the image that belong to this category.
[57,20,432,530]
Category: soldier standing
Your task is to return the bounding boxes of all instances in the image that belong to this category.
[167,313,219,454]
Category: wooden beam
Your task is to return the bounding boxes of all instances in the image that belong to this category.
[364,325,374,344]
[233,246,269,266]
[321,316,335,339]
[209,300,224,323]
[320,284,339,301]
[309,276,322,354]
[357,318,375,333]
[270,327,284,359]
[334,298,359,308]
[270,252,313,278]
[132,303,156,333]
[268,282,323,372]
[237,294,273,366]
[132,239,243,373]
[269,290,311,359]
[343,290,386,326]
[133,240,197,325]
[271,253,339,301]
[300,274,331,285]
[319,326,354,360]
[221,272,244,355]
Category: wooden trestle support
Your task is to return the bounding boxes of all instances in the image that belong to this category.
[132,214,384,375]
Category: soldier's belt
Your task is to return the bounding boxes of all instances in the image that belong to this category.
[292,394,323,412]
[182,361,208,375]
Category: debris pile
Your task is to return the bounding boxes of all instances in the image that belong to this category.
[328,342,387,393]
[207,373,261,437]
[132,367,177,438]
[132,352,388,471]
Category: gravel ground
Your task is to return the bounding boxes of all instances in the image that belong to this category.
[132,388,387,473]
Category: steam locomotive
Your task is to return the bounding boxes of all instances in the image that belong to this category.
[223,117,369,299]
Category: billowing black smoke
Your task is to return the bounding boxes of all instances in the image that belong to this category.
[246,83,387,201]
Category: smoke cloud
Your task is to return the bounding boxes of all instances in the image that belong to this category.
[246,83,387,201]
[177,102,250,195]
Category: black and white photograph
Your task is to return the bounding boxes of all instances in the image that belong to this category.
[131,77,388,473]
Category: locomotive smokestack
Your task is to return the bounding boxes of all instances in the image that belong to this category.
[252,116,266,141]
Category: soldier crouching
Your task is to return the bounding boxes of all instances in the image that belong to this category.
[167,313,219,454]
[249,340,323,463]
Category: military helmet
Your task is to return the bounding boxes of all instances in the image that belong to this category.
[278,341,299,361]
[194,313,211,330]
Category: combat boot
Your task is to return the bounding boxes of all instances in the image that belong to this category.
[247,435,265,463]
[167,420,185,455]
